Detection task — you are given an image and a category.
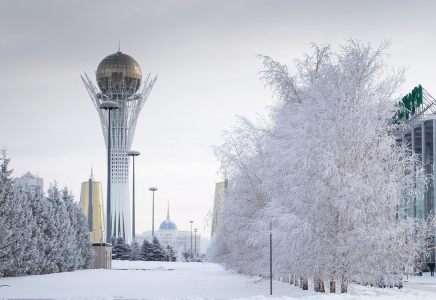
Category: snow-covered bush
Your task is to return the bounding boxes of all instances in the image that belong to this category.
[212,40,435,292]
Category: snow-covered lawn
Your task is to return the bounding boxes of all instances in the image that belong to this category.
[0,261,435,299]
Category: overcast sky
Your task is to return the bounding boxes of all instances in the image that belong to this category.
[1,0,435,240]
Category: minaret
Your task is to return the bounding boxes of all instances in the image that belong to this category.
[166,201,170,220]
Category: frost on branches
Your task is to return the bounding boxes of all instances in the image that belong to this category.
[210,40,435,292]
[0,150,95,277]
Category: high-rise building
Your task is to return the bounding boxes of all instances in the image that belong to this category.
[80,169,105,243]
[395,85,435,265]
[15,172,43,193]
[211,180,227,237]
[82,50,157,243]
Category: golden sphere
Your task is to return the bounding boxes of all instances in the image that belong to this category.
[96,52,142,92]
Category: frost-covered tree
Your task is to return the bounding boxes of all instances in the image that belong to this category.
[140,238,154,261]
[0,150,94,277]
[212,40,435,292]
[130,238,141,261]
[0,150,31,277]
[150,236,166,261]
[62,187,95,270]
[112,236,131,260]
[165,245,177,262]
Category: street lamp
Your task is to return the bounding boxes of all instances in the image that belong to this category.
[100,230,104,269]
[194,228,198,257]
[127,150,140,239]
[189,221,194,258]
[93,228,97,243]
[149,187,158,236]
[270,220,272,295]
[100,100,120,243]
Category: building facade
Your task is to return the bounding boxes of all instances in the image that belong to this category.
[396,85,436,264]
[92,243,112,269]
[211,180,227,237]
[136,204,202,255]
[15,172,43,193]
[80,169,105,243]
[82,50,157,243]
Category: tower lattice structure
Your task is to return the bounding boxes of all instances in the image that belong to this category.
[81,51,157,243]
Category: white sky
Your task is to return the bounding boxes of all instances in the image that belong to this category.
[1,0,435,240]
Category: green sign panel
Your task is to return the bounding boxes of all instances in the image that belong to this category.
[394,85,422,123]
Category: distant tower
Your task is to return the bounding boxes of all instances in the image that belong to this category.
[80,168,105,242]
[82,50,157,243]
[211,180,227,237]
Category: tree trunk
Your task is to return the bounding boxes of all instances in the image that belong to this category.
[319,277,325,292]
[290,275,294,285]
[302,277,308,290]
[294,275,299,286]
[341,276,348,293]
[330,278,336,293]
[314,276,325,292]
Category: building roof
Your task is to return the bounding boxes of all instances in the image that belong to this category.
[158,201,178,230]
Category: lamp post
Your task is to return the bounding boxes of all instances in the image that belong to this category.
[189,221,194,258]
[100,230,104,269]
[100,100,120,243]
[149,187,158,236]
[93,228,96,243]
[127,150,140,239]
[194,228,198,257]
[270,220,272,295]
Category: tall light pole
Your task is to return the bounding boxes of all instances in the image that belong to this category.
[149,187,158,236]
[270,220,272,296]
[100,100,120,243]
[100,230,104,268]
[194,228,198,257]
[189,221,194,258]
[127,150,140,239]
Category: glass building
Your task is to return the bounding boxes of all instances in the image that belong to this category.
[80,169,104,243]
[396,85,436,264]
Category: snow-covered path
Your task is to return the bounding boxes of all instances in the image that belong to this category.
[0,261,435,299]
[403,272,436,293]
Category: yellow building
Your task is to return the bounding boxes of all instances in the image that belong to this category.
[80,169,105,243]
[211,180,227,237]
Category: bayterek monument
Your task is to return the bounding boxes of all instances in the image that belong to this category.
[82,50,157,243]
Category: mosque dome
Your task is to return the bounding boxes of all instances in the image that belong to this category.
[159,219,178,230]
[96,51,142,92]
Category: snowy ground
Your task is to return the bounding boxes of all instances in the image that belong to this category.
[0,261,435,299]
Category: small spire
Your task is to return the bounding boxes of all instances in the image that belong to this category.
[90,167,94,181]
[118,40,121,53]
[167,201,170,220]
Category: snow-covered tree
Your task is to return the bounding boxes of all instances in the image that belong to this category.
[0,150,94,277]
[212,40,436,292]
[112,236,131,260]
[150,236,166,261]
[0,149,32,277]
[165,245,177,262]
[130,238,141,261]
[140,238,154,261]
